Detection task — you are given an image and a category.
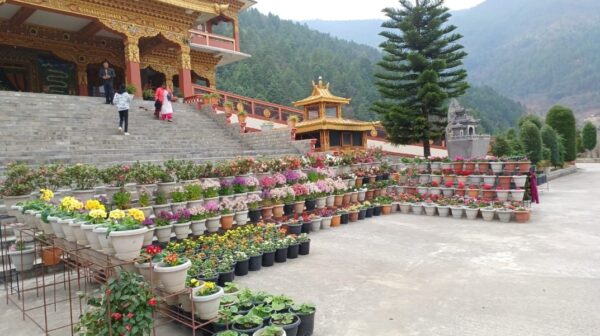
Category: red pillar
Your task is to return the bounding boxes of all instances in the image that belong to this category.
[125,61,142,97]
[77,65,88,96]
[178,68,194,98]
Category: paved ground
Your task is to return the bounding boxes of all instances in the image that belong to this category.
[2,164,599,335]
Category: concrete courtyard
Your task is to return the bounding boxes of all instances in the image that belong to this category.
[2,164,599,336]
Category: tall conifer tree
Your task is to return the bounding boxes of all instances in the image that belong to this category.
[372,0,469,157]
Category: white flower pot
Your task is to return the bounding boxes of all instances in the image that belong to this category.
[310,218,322,232]
[490,162,504,174]
[104,186,121,204]
[81,223,101,250]
[192,286,224,320]
[206,216,221,233]
[253,327,288,336]
[483,175,496,186]
[138,206,154,219]
[173,222,191,240]
[399,203,411,214]
[496,190,509,202]
[429,188,442,197]
[437,206,450,217]
[391,202,400,213]
[430,175,443,184]
[417,187,429,196]
[9,248,36,272]
[157,182,177,196]
[321,216,332,229]
[316,197,327,209]
[4,195,31,217]
[469,175,482,184]
[154,259,192,294]
[171,202,188,213]
[512,175,527,188]
[450,206,464,219]
[136,184,157,197]
[187,200,204,209]
[481,209,495,221]
[412,204,424,215]
[235,211,249,226]
[71,189,95,203]
[38,214,55,236]
[510,190,525,202]
[423,204,437,216]
[442,188,455,197]
[48,216,64,238]
[70,221,89,245]
[191,220,206,236]
[497,210,513,223]
[465,208,479,220]
[430,162,441,171]
[142,227,155,246]
[109,227,148,261]
[94,226,114,255]
[418,174,430,184]
[60,219,76,243]
[155,224,174,243]
[135,261,155,283]
[357,190,366,202]
[326,195,335,207]
[152,204,172,216]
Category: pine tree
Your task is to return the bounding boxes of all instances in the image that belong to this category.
[372,0,469,157]
[546,105,577,161]
[520,121,543,164]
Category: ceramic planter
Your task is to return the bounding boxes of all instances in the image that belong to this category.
[467,189,480,199]
[490,162,504,174]
[155,224,173,243]
[437,206,450,217]
[442,188,454,197]
[171,202,188,213]
[220,214,234,230]
[273,204,285,218]
[430,175,443,184]
[135,183,157,197]
[468,175,482,184]
[157,182,177,196]
[464,162,476,172]
[512,175,528,188]
[514,210,531,223]
[418,174,430,184]
[9,248,36,272]
[399,203,411,214]
[423,204,437,216]
[326,195,335,207]
[497,209,513,223]
[261,206,274,220]
[518,161,531,173]
[483,175,496,186]
[70,221,88,245]
[42,246,62,266]
[154,259,192,294]
[310,218,322,231]
[504,162,516,174]
[316,197,327,209]
[38,214,54,236]
[138,206,154,219]
[465,208,479,220]
[496,190,509,202]
[331,215,341,227]
[104,186,121,204]
[381,205,392,215]
[450,206,464,219]
[482,190,496,200]
[152,203,171,216]
[191,220,206,236]
[94,226,115,255]
[429,188,442,197]
[417,187,429,196]
[60,219,76,243]
[510,190,525,202]
[357,190,366,202]
[481,209,495,221]
[173,222,191,239]
[411,203,424,215]
[206,216,221,233]
[455,189,466,197]
[48,216,64,238]
[4,195,31,218]
[478,162,490,174]
[334,195,344,207]
[187,200,204,209]
[294,201,305,214]
[142,226,155,246]
[81,223,100,250]
[192,284,223,320]
[109,227,148,260]
[321,217,332,229]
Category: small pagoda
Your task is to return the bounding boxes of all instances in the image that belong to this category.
[293,77,378,151]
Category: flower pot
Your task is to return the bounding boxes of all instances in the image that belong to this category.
[273,204,285,218]
[192,286,224,320]
[81,223,100,249]
[294,201,305,214]
[510,190,525,202]
[332,195,343,207]
[365,189,374,201]
[152,203,171,216]
[136,183,157,198]
[305,199,317,212]
[482,190,495,200]
[381,204,392,215]
[465,208,479,220]
[4,195,31,217]
[94,226,114,255]
[235,211,249,226]
[331,215,341,227]
[514,210,531,223]
[157,182,177,196]
[187,200,204,209]
[490,162,504,174]
[138,206,154,219]
[249,254,263,271]
[173,222,191,239]
[70,221,88,245]
[299,240,311,256]
[262,206,274,220]
[450,206,464,219]
[437,206,450,217]
[504,162,516,174]
[270,314,301,336]
[418,174,430,185]
[235,258,250,276]
[233,322,264,335]
[249,209,262,223]
[155,224,173,243]
[301,221,311,233]
[430,174,443,184]
[357,190,366,202]
[349,211,359,222]
[287,244,300,259]
[191,220,206,236]
[411,204,423,215]
[518,161,531,173]
[104,186,121,205]
[42,246,62,266]
[373,188,382,198]
[464,162,476,171]
[291,308,316,336]
[358,209,367,220]
[287,223,302,236]
[340,213,349,224]
[478,162,490,174]
[275,247,288,263]
[429,188,442,197]
[262,251,276,267]
[512,175,528,188]
[483,175,496,186]
[284,203,295,216]
[325,195,335,207]
[71,190,95,203]
[217,268,235,287]
[496,190,509,202]
[9,248,36,272]
[399,203,411,214]
[220,214,234,230]
[497,210,513,223]
[171,202,188,213]
[206,216,221,233]
[481,209,495,221]
[417,187,429,196]
[60,219,76,243]
[315,197,327,209]
[467,189,480,199]
[423,204,437,216]
[110,227,148,260]
[321,216,332,229]
[452,162,463,172]
[135,261,154,282]
[468,175,482,184]
[310,218,322,231]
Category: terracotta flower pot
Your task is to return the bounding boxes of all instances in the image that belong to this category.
[467,189,480,199]
[343,193,351,205]
[331,215,341,227]
[365,190,374,201]
[518,161,531,173]
[478,162,490,174]
[220,214,234,230]
[261,206,273,220]
[514,210,531,223]
[452,162,463,172]
[272,204,285,218]
[504,162,516,174]
[464,162,476,171]
[482,190,495,200]
[498,176,512,189]
[455,188,466,197]
[405,186,417,195]
[373,189,381,197]
[350,192,359,203]
[238,114,247,123]
[42,247,62,266]
[334,195,344,207]
[382,204,392,215]
[443,175,456,185]
[349,211,359,222]
[294,201,305,214]
[355,178,363,188]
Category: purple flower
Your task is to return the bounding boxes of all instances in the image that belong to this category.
[204,201,220,213]
[142,218,155,227]
[232,176,247,186]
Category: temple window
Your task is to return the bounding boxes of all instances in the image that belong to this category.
[307,105,319,120]
[326,104,337,118]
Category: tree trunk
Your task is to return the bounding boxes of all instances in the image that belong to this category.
[422,138,431,157]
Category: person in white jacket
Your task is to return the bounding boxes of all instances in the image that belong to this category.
[113,85,133,135]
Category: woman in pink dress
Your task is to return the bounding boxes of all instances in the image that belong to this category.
[158,83,174,122]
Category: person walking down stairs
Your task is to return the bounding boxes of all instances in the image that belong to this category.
[113,85,133,135]
[155,82,174,122]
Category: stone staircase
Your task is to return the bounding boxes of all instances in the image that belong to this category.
[0,91,309,172]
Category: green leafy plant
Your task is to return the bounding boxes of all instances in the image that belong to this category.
[260,326,285,336]
[0,162,37,196]
[130,162,160,185]
[265,295,293,312]
[185,184,203,201]
[67,164,99,190]
[290,303,316,315]
[138,191,151,207]
[125,83,137,94]
[170,188,187,203]
[112,190,132,210]
[232,313,263,330]
[224,282,240,294]
[270,312,296,326]
[155,191,167,205]
[249,304,273,320]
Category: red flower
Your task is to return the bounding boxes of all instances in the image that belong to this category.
[105,289,112,295]
[127,312,134,319]
[148,298,158,307]
[125,324,132,332]
[111,312,122,320]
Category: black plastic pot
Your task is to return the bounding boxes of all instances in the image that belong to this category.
[234,258,250,276]
[232,322,263,335]
[262,251,275,267]
[271,315,301,336]
[299,240,311,255]
[211,321,229,333]
[249,254,263,271]
[217,269,235,287]
[358,209,366,220]
[198,274,219,284]
[305,199,317,212]
[376,174,383,181]
[248,209,261,223]
[340,213,349,224]
[287,223,302,236]
[383,173,390,180]
[362,176,370,185]
[301,221,311,234]
[287,243,300,259]
[366,207,374,218]
[275,247,288,263]
[284,203,294,216]
[373,206,382,216]
[237,302,255,315]
[290,309,316,336]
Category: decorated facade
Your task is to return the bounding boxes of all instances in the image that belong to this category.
[0,0,253,97]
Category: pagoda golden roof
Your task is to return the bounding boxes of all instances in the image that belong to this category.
[293,77,351,107]
[296,118,379,134]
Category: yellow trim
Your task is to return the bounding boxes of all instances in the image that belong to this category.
[296,118,377,133]
[293,79,350,107]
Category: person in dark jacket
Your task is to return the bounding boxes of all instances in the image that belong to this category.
[99,61,116,104]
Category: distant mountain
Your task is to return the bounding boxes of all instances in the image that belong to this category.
[301,0,600,119]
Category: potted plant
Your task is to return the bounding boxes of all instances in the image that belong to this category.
[192,281,224,320]
[309,214,322,231]
[234,198,250,226]
[319,209,333,229]
[449,200,465,219]
[514,206,531,223]
[490,158,504,174]
[377,196,393,215]
[270,313,301,336]
[154,252,192,299]
[135,244,162,282]
[8,239,36,272]
[510,188,525,202]
[220,198,236,230]
[0,163,36,217]
[480,204,496,222]
[298,233,311,255]
[247,194,263,223]
[67,163,100,202]
[248,246,263,272]
[232,313,264,334]
[107,208,148,261]
[464,200,480,220]
[253,325,286,336]
[217,256,236,286]
[261,241,277,267]
[286,236,300,259]
[172,208,191,239]
[481,184,495,200]
[287,115,300,128]
[205,201,222,233]
[422,198,437,216]
[467,185,480,199]
[238,110,248,123]
[496,206,513,223]
[234,251,250,276]
[436,197,450,217]
[152,191,171,215]
[275,239,289,263]
[189,206,207,236]
[170,187,188,213]
[289,303,316,336]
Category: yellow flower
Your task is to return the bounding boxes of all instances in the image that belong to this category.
[39,189,54,202]
[85,199,105,211]
[89,209,107,219]
[127,208,145,222]
[109,209,125,220]
[204,281,215,290]
[60,196,83,212]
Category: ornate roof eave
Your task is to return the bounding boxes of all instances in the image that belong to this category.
[293,96,351,107]
[153,0,254,15]
[295,118,377,134]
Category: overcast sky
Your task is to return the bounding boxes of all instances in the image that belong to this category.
[254,0,486,21]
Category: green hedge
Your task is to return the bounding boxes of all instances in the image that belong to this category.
[546,105,577,161]
[520,121,543,164]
